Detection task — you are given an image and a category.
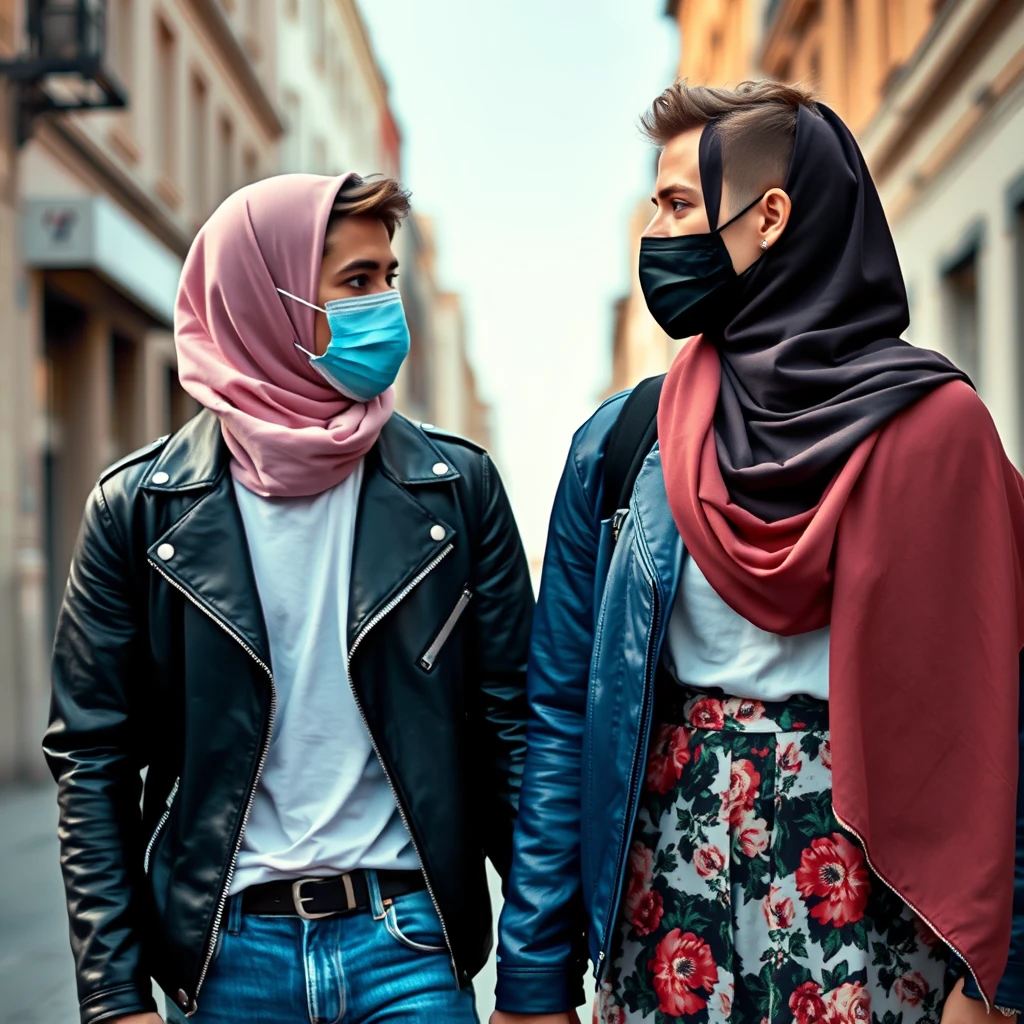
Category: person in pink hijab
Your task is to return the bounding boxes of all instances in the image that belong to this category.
[45,172,534,1024]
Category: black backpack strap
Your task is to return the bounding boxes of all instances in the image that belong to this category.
[601,373,666,525]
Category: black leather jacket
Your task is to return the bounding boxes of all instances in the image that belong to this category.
[44,410,534,1024]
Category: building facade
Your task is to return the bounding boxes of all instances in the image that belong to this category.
[396,213,492,448]
[276,0,399,177]
[610,0,1024,471]
[0,0,283,780]
[0,0,493,780]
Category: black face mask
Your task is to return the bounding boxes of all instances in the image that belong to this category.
[638,193,764,340]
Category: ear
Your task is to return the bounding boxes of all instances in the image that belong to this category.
[759,188,792,249]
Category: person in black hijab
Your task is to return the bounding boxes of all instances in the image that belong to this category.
[490,82,1019,1024]
[639,90,969,520]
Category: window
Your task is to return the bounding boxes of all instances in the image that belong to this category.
[112,334,139,458]
[0,0,13,47]
[942,243,982,385]
[310,0,325,69]
[190,73,209,217]
[165,365,196,432]
[109,0,133,91]
[283,91,300,171]
[218,113,234,201]
[243,146,259,184]
[844,0,858,114]
[155,18,177,180]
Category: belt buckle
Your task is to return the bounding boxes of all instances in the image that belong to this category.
[291,878,336,920]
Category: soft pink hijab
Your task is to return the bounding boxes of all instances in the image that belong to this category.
[175,173,395,497]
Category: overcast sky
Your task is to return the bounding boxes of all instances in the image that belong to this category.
[360,1,677,562]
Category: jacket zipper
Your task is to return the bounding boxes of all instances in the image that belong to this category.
[832,807,991,1013]
[418,587,473,671]
[597,564,660,981]
[148,559,276,1017]
[611,508,629,544]
[347,543,461,983]
[144,776,180,874]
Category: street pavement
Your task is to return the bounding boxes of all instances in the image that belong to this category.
[0,782,548,1023]
[0,782,80,1024]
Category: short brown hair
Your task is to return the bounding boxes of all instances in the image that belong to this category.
[327,174,411,241]
[641,80,818,214]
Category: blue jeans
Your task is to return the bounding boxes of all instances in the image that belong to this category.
[166,872,479,1023]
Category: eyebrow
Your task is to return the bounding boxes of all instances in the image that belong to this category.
[336,258,400,274]
[653,183,701,203]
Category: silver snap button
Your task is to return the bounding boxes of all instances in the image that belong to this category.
[156,543,175,560]
[430,525,445,542]
[432,462,449,476]
[421,422,435,430]
[152,471,170,485]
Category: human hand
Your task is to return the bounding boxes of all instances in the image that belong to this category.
[941,978,1015,1023]
[489,1012,581,1024]
[111,1014,164,1024]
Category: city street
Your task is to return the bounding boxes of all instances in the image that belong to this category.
[0,783,509,1023]
[0,783,80,1024]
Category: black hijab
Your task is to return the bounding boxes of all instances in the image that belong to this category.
[704,103,970,521]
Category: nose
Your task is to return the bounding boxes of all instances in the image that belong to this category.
[642,210,670,239]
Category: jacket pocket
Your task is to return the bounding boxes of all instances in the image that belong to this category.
[418,588,473,671]
[144,777,179,874]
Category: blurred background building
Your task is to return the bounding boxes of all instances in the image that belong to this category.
[0,0,490,781]
[610,0,1024,475]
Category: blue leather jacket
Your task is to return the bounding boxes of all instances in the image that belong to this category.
[494,392,1024,1015]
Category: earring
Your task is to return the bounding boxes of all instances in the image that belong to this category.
[760,239,769,251]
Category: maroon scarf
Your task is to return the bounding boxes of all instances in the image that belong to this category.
[659,336,1024,1003]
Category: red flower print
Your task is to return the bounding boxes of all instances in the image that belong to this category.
[894,972,930,1007]
[778,741,803,774]
[762,884,795,929]
[594,984,626,1024]
[723,696,766,724]
[623,843,654,919]
[737,811,770,857]
[915,917,940,949]
[718,982,734,1017]
[632,888,664,936]
[825,981,870,1024]
[791,721,807,730]
[721,758,761,825]
[796,833,870,927]
[694,845,726,879]
[820,739,832,770]
[790,981,828,1024]
[649,929,719,1016]
[688,697,725,731]
[645,724,691,795]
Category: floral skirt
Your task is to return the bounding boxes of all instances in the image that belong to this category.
[595,682,949,1024]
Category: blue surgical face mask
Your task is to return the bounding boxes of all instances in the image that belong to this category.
[277,288,411,402]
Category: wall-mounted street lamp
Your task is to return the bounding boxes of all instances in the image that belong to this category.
[0,0,127,145]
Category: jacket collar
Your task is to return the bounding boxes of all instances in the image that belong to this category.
[140,409,460,494]
[144,409,458,663]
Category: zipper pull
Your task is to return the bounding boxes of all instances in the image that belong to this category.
[612,509,628,543]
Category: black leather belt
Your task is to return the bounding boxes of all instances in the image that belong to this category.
[241,869,426,920]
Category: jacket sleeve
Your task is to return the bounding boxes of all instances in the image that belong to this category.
[42,483,158,1024]
[961,650,1024,1011]
[468,454,535,882]
[494,439,601,1014]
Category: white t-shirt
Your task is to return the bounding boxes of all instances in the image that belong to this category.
[229,463,418,895]
[663,553,830,702]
